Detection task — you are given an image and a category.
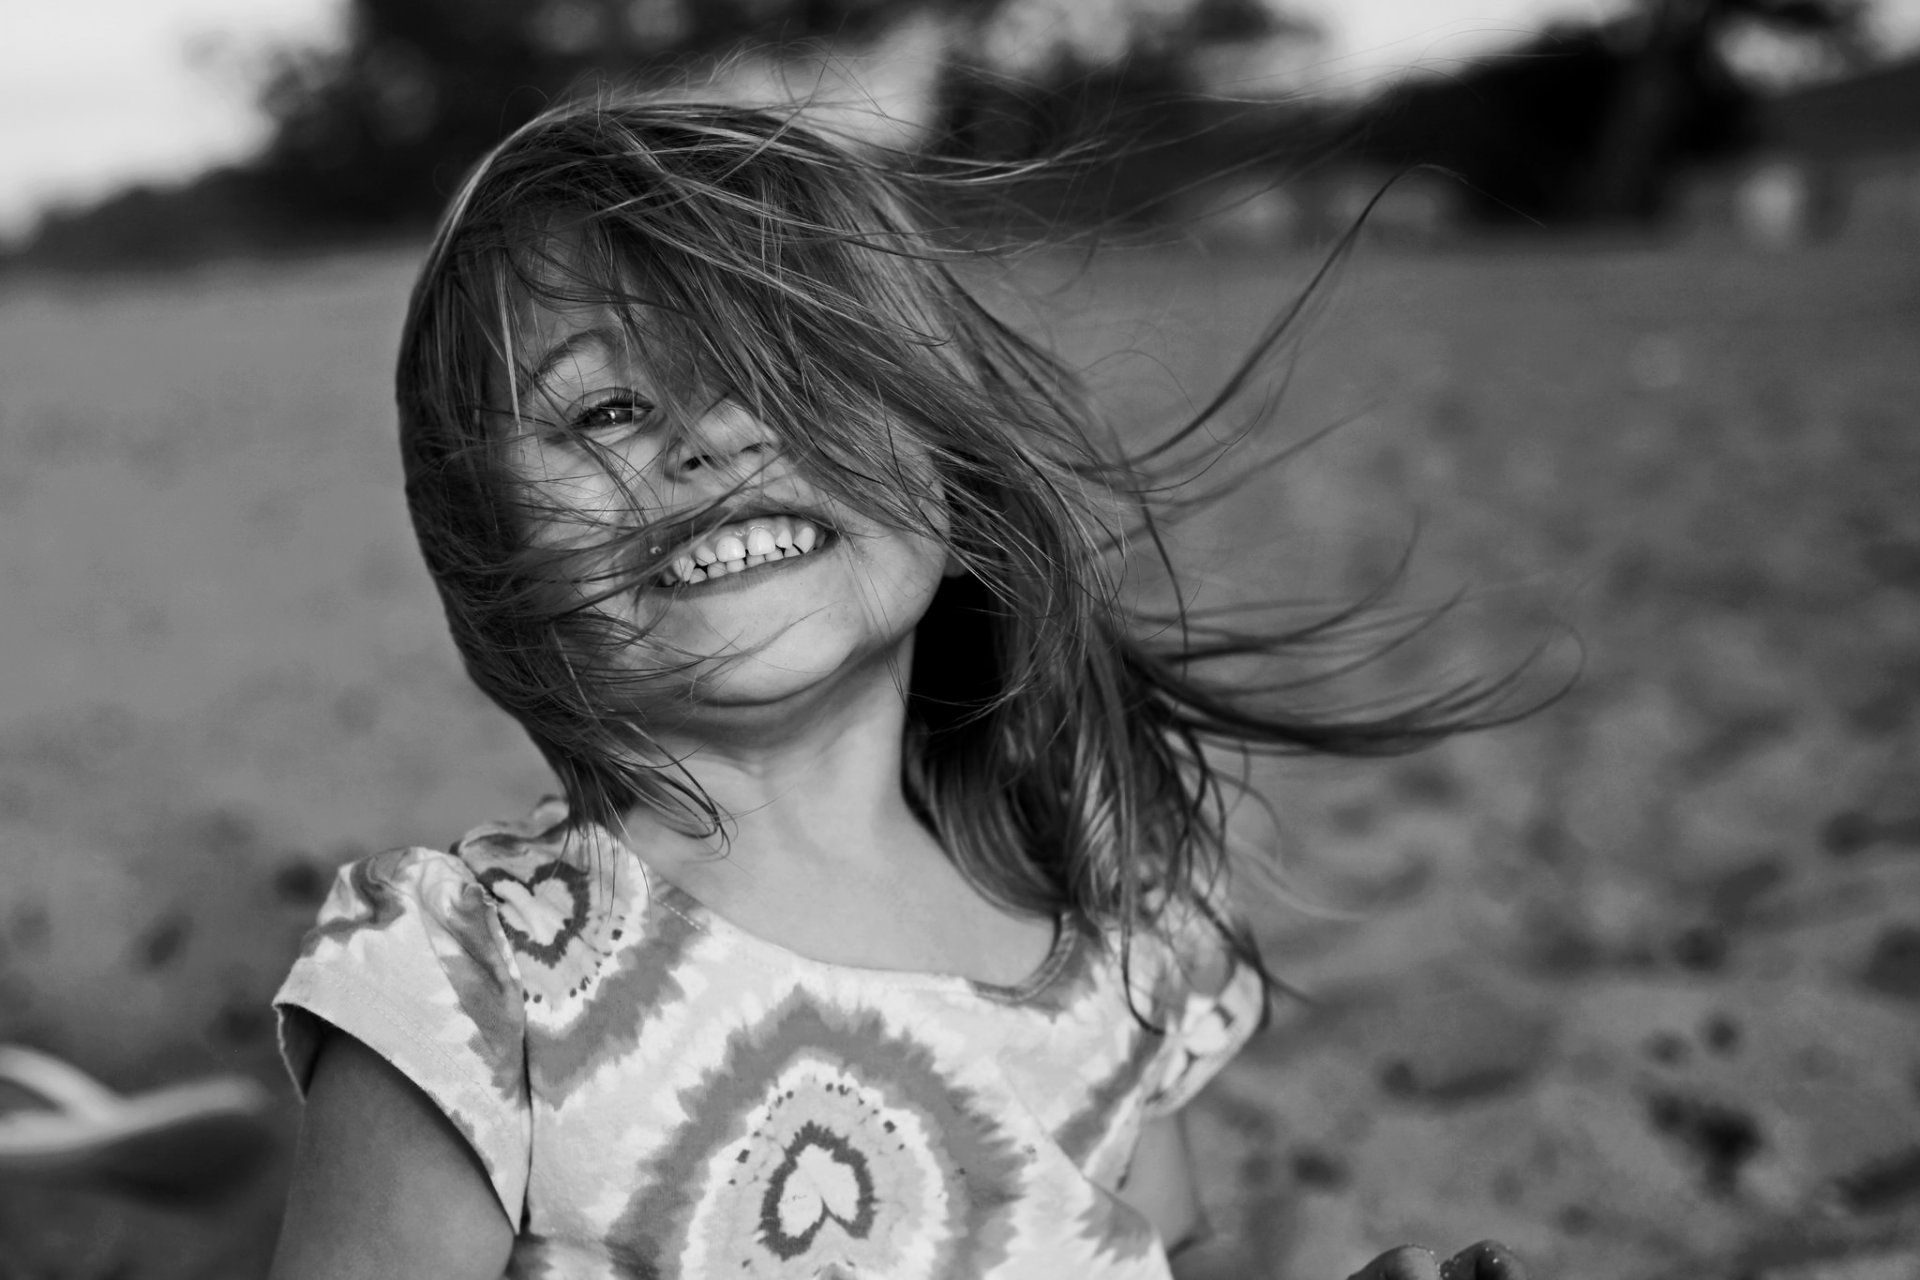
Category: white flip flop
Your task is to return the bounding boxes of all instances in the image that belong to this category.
[0,1045,275,1206]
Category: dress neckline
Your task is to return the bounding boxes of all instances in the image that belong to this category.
[471,802,1087,1005]
[576,824,1081,1005]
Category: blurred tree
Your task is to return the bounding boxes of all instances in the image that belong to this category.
[1349,0,1874,225]
[934,0,1315,160]
[250,0,973,227]
[245,0,1315,230]
[1584,0,1872,218]
[5,0,1320,265]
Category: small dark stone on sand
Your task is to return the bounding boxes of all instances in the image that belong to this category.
[1643,1090,1763,1194]
[1379,1056,1538,1105]
[135,912,193,971]
[1707,860,1786,920]
[1672,926,1729,973]
[1702,1013,1741,1054]
[272,856,330,906]
[1379,1059,1418,1098]
[1860,924,1920,1002]
[1822,811,1878,857]
[1834,1145,1920,1214]
[1290,1146,1350,1190]
[1374,987,1557,1105]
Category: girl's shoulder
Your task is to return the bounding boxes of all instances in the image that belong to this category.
[289,799,589,952]
[288,797,650,1010]
[1121,891,1269,1118]
[441,797,659,1011]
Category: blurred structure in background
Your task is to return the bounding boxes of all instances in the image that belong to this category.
[6,0,1913,268]
[1688,50,1920,245]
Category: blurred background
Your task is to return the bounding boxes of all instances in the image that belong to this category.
[2,1,1918,1276]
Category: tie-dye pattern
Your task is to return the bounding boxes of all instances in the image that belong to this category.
[275,801,1262,1279]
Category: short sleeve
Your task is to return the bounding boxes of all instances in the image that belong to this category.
[1139,922,1266,1120]
[274,845,530,1222]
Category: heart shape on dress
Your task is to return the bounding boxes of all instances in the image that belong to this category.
[759,1121,876,1258]
[478,860,589,965]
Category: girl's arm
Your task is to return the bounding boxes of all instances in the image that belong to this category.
[1122,1112,1208,1257]
[270,1031,514,1280]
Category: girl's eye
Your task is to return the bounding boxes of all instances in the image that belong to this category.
[570,392,658,436]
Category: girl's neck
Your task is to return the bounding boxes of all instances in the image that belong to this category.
[613,644,1058,986]
[622,657,933,878]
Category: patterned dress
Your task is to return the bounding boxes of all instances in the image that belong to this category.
[275,799,1262,1279]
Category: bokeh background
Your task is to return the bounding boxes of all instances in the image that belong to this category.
[3,1,1919,1276]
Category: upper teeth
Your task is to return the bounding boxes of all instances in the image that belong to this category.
[661,516,823,586]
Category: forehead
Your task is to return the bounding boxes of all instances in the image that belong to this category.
[498,282,706,408]
[496,228,651,360]
[513,297,628,374]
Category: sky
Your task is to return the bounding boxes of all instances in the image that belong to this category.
[2,0,1916,240]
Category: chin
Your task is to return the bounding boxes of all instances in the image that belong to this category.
[630,623,912,719]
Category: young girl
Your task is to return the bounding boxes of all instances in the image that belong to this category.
[269,98,1524,1280]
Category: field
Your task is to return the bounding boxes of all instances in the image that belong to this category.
[0,231,1916,1278]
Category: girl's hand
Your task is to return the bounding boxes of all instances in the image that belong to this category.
[1348,1239,1530,1280]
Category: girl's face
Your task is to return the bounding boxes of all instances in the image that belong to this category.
[499,298,951,727]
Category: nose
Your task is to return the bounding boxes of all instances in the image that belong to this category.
[665,397,776,483]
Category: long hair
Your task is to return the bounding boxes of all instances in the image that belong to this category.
[396,96,1528,996]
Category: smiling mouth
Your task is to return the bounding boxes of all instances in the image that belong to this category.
[657,515,830,587]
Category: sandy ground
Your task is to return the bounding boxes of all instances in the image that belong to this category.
[0,232,1915,1278]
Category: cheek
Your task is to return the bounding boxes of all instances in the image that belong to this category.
[507,441,669,553]
[862,529,953,624]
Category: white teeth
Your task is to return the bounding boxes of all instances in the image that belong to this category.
[657,516,826,586]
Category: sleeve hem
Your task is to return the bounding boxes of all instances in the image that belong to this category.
[275,963,529,1225]
[1138,959,1264,1120]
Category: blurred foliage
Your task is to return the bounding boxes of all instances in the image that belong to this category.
[1,0,1889,267]
[7,0,1313,267]
[249,0,1312,221]
[247,0,975,227]
[1345,0,1874,224]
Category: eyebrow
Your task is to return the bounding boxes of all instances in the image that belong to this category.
[518,326,622,408]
